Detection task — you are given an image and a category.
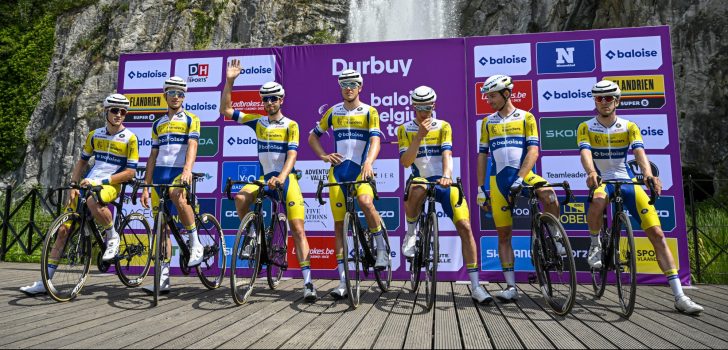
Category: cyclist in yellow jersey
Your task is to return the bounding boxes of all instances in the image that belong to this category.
[579,80,703,314]
[221,59,316,302]
[476,75,561,302]
[398,86,492,304]
[139,76,204,294]
[21,94,139,295]
[308,69,388,299]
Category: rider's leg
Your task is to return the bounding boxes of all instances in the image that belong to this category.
[496,225,516,287]
[284,176,312,287]
[170,187,199,247]
[536,187,559,218]
[233,189,255,220]
[88,190,119,260]
[357,194,385,250]
[403,185,426,257]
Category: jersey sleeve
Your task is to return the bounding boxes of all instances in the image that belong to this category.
[233,110,264,129]
[396,124,409,156]
[81,131,94,161]
[627,122,645,150]
[478,119,490,154]
[126,134,140,169]
[368,107,382,138]
[311,107,333,136]
[188,114,201,140]
[525,113,540,147]
[151,120,160,149]
[441,121,452,152]
[288,120,300,151]
[577,122,591,150]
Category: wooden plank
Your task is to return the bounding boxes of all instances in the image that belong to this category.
[512,283,585,349]
[371,281,418,349]
[650,285,728,314]
[341,281,405,349]
[687,286,728,305]
[492,283,554,349]
[434,282,463,349]
[279,283,352,349]
[403,284,434,349]
[643,285,728,324]
[470,284,523,349]
[518,283,616,350]
[451,283,493,349]
[309,281,382,349]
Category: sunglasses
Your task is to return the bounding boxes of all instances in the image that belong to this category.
[109,108,128,116]
[165,90,185,98]
[262,96,281,103]
[339,81,360,90]
[595,96,616,103]
[413,104,434,112]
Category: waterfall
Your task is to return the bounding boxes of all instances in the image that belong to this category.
[347,0,459,42]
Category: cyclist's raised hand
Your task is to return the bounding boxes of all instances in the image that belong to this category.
[226,59,242,82]
[140,188,151,209]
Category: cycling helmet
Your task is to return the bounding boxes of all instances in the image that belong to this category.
[411,86,437,104]
[338,69,363,85]
[103,93,130,109]
[259,81,285,98]
[163,76,187,92]
[480,74,514,94]
[591,80,621,97]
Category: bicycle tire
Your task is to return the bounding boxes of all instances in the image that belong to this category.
[591,226,609,298]
[231,212,261,305]
[533,212,576,316]
[267,213,288,290]
[153,211,165,306]
[425,212,438,311]
[409,217,423,292]
[41,212,91,302]
[115,213,153,287]
[373,220,392,293]
[195,213,226,289]
[615,212,637,318]
[342,212,360,309]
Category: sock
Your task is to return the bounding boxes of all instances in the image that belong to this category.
[186,225,200,247]
[336,254,346,284]
[467,263,480,290]
[47,259,59,279]
[104,224,119,240]
[665,269,684,299]
[590,230,600,246]
[503,263,515,287]
[301,261,312,285]
[406,217,417,237]
[370,226,386,252]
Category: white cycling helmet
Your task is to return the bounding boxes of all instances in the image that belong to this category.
[480,74,514,94]
[259,81,285,98]
[163,76,187,92]
[592,80,621,97]
[103,93,130,109]
[411,86,437,104]
[338,69,363,86]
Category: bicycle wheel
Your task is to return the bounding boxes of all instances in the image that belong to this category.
[267,213,288,290]
[196,213,226,289]
[533,212,576,316]
[231,212,262,305]
[615,212,637,318]
[591,226,609,298]
[342,212,360,309]
[153,211,166,306]
[41,212,91,302]
[409,217,424,292]
[424,212,438,311]
[115,213,153,287]
[373,220,392,292]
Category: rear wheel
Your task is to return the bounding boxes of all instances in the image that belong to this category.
[343,212,360,309]
[42,212,91,302]
[115,213,152,287]
[196,213,226,289]
[267,213,288,290]
[231,212,261,305]
[424,212,439,311]
[615,212,637,318]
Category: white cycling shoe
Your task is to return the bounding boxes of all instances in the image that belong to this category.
[304,283,318,302]
[494,286,519,302]
[471,286,494,304]
[675,295,704,315]
[588,245,603,269]
[330,283,348,299]
[188,243,205,267]
[102,236,120,261]
[20,281,47,295]
[375,249,389,269]
[142,264,171,294]
[402,232,416,258]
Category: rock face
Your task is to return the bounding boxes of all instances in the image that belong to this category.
[459,0,728,192]
[12,0,728,194]
[14,0,349,188]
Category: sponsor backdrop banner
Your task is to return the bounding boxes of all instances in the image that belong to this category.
[118,26,687,284]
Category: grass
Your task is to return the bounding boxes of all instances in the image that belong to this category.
[687,201,728,284]
[1,188,58,263]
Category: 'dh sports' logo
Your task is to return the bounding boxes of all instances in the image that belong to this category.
[188,63,209,83]
[600,36,663,72]
[536,40,595,74]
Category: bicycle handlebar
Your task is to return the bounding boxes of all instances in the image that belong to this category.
[130,180,192,206]
[47,183,108,206]
[315,176,379,205]
[224,177,284,202]
[403,174,465,207]
[507,181,573,210]
[587,177,659,205]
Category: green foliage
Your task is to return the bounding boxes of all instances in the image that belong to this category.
[191,1,225,50]
[0,0,98,174]
[310,28,338,44]
[687,202,728,284]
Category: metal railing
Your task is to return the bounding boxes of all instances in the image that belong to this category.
[0,185,62,261]
[685,176,728,284]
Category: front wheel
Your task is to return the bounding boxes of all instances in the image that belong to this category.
[115,213,153,287]
[196,213,226,289]
[231,212,262,305]
[533,212,576,316]
[591,226,609,298]
[42,212,91,302]
[267,213,288,290]
[372,220,392,293]
[424,212,439,311]
[615,212,637,318]
[342,212,361,309]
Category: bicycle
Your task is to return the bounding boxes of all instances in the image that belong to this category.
[588,177,658,318]
[315,176,392,309]
[131,174,226,306]
[508,181,576,316]
[225,178,289,305]
[403,175,464,311]
[41,182,152,302]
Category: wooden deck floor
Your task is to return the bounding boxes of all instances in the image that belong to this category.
[1,262,726,349]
